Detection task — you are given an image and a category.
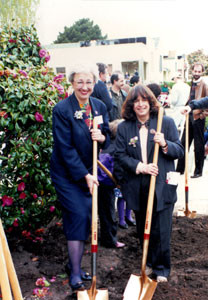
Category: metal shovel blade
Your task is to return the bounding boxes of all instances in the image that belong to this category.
[123,274,157,300]
[77,287,108,300]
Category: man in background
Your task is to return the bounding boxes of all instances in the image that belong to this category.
[109,71,127,121]
[169,73,190,131]
[91,63,112,113]
[176,63,208,178]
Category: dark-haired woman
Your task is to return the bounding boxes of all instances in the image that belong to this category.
[114,84,184,282]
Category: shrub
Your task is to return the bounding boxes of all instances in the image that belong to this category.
[0,24,70,234]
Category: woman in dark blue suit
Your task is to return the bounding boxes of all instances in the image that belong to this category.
[114,84,184,283]
[50,65,110,292]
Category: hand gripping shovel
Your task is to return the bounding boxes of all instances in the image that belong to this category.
[184,114,196,218]
[78,117,108,300]
[123,106,164,300]
[0,219,23,300]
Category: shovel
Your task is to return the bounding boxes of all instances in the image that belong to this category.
[123,106,164,300]
[78,117,108,300]
[183,114,196,218]
[0,219,23,300]
[97,160,117,185]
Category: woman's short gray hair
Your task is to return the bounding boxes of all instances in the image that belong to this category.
[68,63,98,83]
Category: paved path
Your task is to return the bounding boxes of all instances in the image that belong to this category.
[174,158,208,216]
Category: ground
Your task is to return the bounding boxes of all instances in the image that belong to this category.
[7,214,208,300]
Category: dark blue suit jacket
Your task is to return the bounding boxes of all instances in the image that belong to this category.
[114,115,184,212]
[50,93,110,185]
[91,80,112,112]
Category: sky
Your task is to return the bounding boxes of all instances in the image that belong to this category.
[35,0,208,55]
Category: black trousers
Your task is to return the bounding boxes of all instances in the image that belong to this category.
[98,184,118,247]
[134,175,174,277]
[176,114,205,175]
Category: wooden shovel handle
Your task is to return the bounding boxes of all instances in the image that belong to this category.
[0,236,13,300]
[0,219,23,300]
[91,118,98,249]
[141,107,164,273]
[185,114,189,188]
[97,160,117,185]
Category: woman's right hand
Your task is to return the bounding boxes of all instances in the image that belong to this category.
[85,173,99,194]
[142,163,158,176]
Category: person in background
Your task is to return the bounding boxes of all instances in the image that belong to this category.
[130,75,140,87]
[168,73,190,130]
[98,119,126,247]
[176,62,208,178]
[91,63,112,113]
[161,82,169,94]
[147,83,161,99]
[114,84,184,282]
[109,71,127,121]
[50,64,110,293]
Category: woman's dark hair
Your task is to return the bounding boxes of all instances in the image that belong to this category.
[122,84,160,120]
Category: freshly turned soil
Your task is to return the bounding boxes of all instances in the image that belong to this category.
[8,214,208,300]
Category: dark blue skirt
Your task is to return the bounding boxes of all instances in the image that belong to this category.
[52,174,92,241]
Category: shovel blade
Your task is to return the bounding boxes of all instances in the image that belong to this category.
[78,288,108,300]
[123,274,157,300]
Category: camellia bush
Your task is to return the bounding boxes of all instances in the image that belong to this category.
[0,24,70,235]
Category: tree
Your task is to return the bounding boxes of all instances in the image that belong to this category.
[187,49,208,76]
[0,0,40,26]
[0,24,70,234]
[54,18,107,44]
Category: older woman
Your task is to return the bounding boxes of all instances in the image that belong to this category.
[114,84,184,282]
[50,64,110,293]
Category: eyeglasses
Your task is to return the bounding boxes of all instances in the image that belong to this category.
[73,81,94,87]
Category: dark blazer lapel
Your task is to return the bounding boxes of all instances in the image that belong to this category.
[71,93,92,142]
[135,121,142,160]
[89,97,100,119]
[147,116,157,163]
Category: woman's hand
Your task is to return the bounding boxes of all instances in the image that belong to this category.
[153,132,166,148]
[180,106,191,115]
[90,128,105,143]
[85,173,99,194]
[142,163,158,176]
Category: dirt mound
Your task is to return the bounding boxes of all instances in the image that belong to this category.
[8,215,208,299]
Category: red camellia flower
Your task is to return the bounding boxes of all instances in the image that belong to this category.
[35,112,44,122]
[39,49,47,58]
[2,195,13,207]
[19,69,28,78]
[45,54,50,62]
[13,219,19,227]
[53,74,65,83]
[49,206,55,212]
[17,182,25,191]
[9,39,17,43]
[32,193,38,199]
[19,192,26,199]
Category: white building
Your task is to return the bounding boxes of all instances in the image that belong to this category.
[45,37,187,84]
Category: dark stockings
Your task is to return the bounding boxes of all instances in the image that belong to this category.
[67,240,84,285]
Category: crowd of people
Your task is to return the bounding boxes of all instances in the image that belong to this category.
[50,61,208,294]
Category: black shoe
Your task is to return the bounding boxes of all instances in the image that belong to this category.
[125,217,136,226]
[65,264,92,281]
[70,281,85,293]
[191,173,202,178]
[119,223,128,229]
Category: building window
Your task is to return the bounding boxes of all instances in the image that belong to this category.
[56,67,66,74]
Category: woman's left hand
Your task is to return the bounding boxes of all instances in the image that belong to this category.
[153,132,166,147]
[90,128,105,143]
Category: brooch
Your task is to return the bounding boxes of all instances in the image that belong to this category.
[129,136,138,147]
[74,110,83,119]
